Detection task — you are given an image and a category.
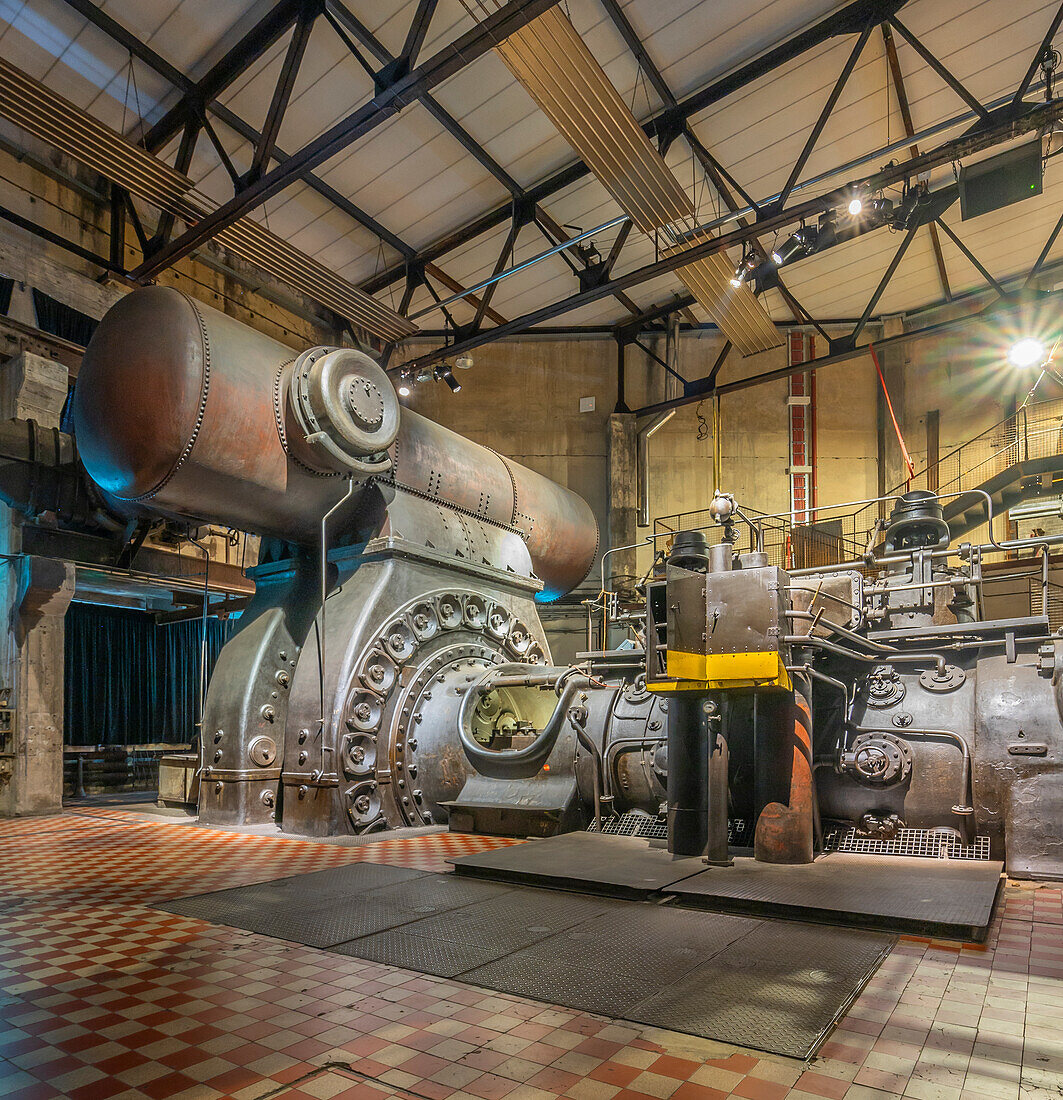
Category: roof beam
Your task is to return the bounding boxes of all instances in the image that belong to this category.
[598,0,803,325]
[888,15,991,123]
[59,0,514,323]
[62,0,415,260]
[1013,0,1063,106]
[882,22,951,302]
[395,95,1063,371]
[327,0,526,198]
[245,7,315,185]
[142,0,307,153]
[128,0,558,282]
[363,0,913,297]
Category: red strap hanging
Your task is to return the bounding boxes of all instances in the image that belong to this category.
[869,342,915,483]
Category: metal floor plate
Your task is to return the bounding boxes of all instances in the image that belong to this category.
[450,831,707,896]
[629,920,893,1059]
[156,866,892,1058]
[672,852,1003,940]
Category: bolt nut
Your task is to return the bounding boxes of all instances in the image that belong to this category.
[275,670,290,688]
[260,704,276,722]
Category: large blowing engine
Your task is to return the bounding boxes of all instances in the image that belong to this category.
[66,286,599,835]
[8,287,1063,878]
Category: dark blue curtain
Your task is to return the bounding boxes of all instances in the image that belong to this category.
[64,603,236,746]
[32,288,98,346]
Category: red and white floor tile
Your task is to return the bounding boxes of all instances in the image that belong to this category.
[1,807,1061,1100]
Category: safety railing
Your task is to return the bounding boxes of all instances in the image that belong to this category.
[653,397,1063,573]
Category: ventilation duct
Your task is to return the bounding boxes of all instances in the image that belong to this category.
[485,5,780,356]
[0,59,416,343]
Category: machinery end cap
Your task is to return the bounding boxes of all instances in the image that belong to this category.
[290,346,400,473]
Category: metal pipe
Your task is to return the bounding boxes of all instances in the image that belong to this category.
[1040,542,1050,617]
[852,724,974,817]
[408,215,628,322]
[404,80,1050,323]
[784,635,947,676]
[637,411,675,527]
[567,704,606,829]
[186,534,212,746]
[786,585,865,629]
[786,610,898,653]
[674,78,1049,245]
[315,475,355,781]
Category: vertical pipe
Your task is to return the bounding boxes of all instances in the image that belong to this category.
[314,476,355,780]
[187,535,211,747]
[666,692,730,862]
[667,693,707,857]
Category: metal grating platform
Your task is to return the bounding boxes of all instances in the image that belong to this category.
[156,863,892,1059]
[588,813,752,845]
[451,830,708,897]
[672,852,1003,940]
[823,826,992,861]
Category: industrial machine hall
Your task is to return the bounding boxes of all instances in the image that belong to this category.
[9,3,1063,1100]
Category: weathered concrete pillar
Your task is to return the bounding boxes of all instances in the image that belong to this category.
[0,351,69,423]
[0,350,73,817]
[607,412,637,595]
[0,557,75,816]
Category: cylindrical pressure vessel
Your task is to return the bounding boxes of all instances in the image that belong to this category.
[72,286,597,597]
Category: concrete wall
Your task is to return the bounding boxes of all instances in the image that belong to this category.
[399,331,883,600]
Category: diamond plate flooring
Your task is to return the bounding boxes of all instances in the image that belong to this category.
[452,833,1004,939]
[158,864,892,1058]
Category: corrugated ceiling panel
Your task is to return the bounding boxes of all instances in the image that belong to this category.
[664,232,782,355]
[494,6,693,233]
[0,56,416,342]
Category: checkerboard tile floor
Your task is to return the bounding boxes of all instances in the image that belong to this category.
[1,808,1061,1100]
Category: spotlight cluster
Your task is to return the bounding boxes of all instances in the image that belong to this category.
[730,189,903,293]
[396,354,473,398]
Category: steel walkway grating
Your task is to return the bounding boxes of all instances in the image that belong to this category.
[155,865,892,1059]
[823,826,992,860]
[588,812,752,845]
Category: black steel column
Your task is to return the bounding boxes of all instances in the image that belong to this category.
[667,693,730,863]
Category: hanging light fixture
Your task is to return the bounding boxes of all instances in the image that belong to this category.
[729,249,758,288]
[771,225,819,266]
[436,363,461,392]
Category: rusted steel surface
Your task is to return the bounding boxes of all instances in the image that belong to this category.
[754,685,815,864]
[72,287,598,598]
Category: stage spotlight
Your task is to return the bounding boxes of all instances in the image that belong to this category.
[729,249,758,287]
[1009,338,1047,368]
[437,363,462,392]
[847,195,864,216]
[771,225,818,266]
[398,382,411,397]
